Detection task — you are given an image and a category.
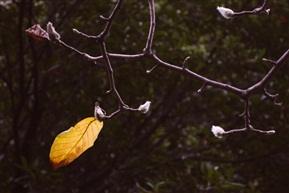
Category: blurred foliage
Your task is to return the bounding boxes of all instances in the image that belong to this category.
[0,0,289,192]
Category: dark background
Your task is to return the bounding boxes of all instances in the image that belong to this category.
[1,0,289,192]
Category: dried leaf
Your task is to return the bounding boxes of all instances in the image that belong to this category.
[25,24,49,41]
[49,117,103,170]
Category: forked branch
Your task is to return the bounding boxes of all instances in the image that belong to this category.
[25,0,288,136]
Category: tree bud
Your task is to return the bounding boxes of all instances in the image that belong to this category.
[47,22,61,42]
[217,6,234,19]
[138,101,151,114]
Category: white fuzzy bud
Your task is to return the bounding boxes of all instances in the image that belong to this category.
[47,22,61,42]
[211,125,225,138]
[138,101,151,114]
[217,6,234,19]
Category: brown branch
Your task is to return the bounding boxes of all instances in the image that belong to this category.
[247,49,289,95]
[98,0,124,40]
[86,53,145,61]
[263,88,283,107]
[150,53,244,96]
[94,0,129,117]
[143,0,155,55]
[233,0,270,17]
[262,58,276,65]
[182,56,190,69]
[93,0,141,118]
[58,40,96,60]
[25,0,288,136]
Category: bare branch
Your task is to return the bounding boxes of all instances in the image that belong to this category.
[264,89,283,107]
[233,0,270,17]
[146,64,159,74]
[222,127,275,136]
[262,58,276,65]
[98,0,124,40]
[88,53,145,61]
[217,0,270,19]
[197,82,207,93]
[58,40,96,60]
[143,0,156,55]
[72,28,98,39]
[149,53,244,97]
[247,49,289,95]
[182,56,190,70]
[25,0,288,136]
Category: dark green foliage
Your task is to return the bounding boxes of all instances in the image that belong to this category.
[0,0,288,192]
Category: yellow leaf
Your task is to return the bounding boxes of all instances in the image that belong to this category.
[49,117,103,170]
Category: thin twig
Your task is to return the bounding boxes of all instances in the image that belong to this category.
[98,0,124,40]
[233,0,270,17]
[59,40,96,60]
[26,0,288,136]
[143,0,155,55]
[96,0,129,113]
[247,49,289,95]
[263,88,283,107]
[146,64,159,74]
[197,82,207,93]
[182,56,190,69]
[88,53,145,61]
[262,58,276,65]
[72,28,98,39]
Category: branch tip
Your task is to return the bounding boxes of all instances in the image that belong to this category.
[197,82,207,93]
[146,64,159,74]
[262,58,276,65]
[251,128,276,135]
[274,102,283,107]
[100,15,109,21]
[182,56,190,69]
[239,111,246,117]
[72,28,80,34]
[264,89,283,107]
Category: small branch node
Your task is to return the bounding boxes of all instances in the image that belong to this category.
[72,28,98,39]
[143,47,153,56]
[262,58,276,65]
[253,7,262,14]
[264,89,283,107]
[274,102,283,107]
[83,53,92,61]
[121,104,130,110]
[106,89,112,94]
[248,124,254,130]
[252,128,276,135]
[72,28,80,35]
[182,56,190,69]
[197,82,207,93]
[99,15,109,21]
[146,64,159,74]
[239,111,246,117]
